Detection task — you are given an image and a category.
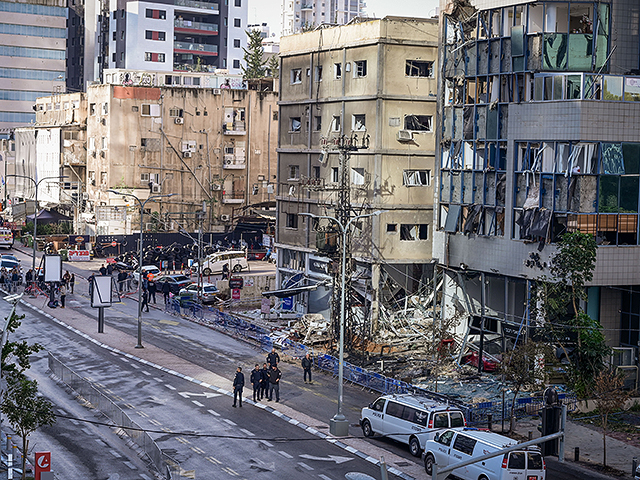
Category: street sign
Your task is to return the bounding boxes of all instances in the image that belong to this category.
[35,451,51,480]
[282,296,293,310]
[232,288,241,300]
[111,241,117,247]
[229,277,244,289]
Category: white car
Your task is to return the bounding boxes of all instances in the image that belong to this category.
[133,265,161,283]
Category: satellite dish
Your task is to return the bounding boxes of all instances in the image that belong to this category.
[318,150,328,166]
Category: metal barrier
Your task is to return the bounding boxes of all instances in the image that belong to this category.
[164,305,577,425]
[48,352,183,479]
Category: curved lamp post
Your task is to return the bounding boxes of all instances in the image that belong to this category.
[108,190,176,348]
[300,210,382,436]
[7,174,68,279]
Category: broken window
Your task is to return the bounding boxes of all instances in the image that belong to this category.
[315,65,322,82]
[286,213,298,228]
[386,224,397,233]
[331,115,341,132]
[351,167,365,185]
[400,224,428,241]
[545,3,569,33]
[352,114,366,132]
[288,165,300,180]
[354,60,367,78]
[403,170,430,186]
[404,115,432,132]
[604,76,623,100]
[405,60,433,77]
[289,117,301,132]
[334,63,342,79]
[291,68,302,84]
[601,143,624,175]
[528,4,543,33]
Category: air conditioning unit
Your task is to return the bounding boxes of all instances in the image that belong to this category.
[174,117,184,125]
[211,183,222,190]
[145,222,154,230]
[397,130,413,142]
[225,159,233,164]
[82,192,89,200]
[213,88,221,95]
[183,151,192,158]
[220,214,230,221]
[152,184,161,193]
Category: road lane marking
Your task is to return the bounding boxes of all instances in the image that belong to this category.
[239,428,254,437]
[178,391,221,399]
[149,419,162,426]
[165,384,176,390]
[177,437,190,445]
[153,377,164,382]
[159,319,180,325]
[192,400,204,407]
[190,446,205,454]
[141,370,151,376]
[206,456,221,465]
[223,419,237,426]
[123,461,137,470]
[278,451,293,459]
[260,440,273,447]
[299,454,353,464]
[109,450,122,458]
[319,475,333,480]
[207,409,220,417]
[222,466,239,476]
[297,462,314,471]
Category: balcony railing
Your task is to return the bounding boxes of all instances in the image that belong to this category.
[174,19,218,32]
[174,41,217,54]
[174,0,219,11]
[222,191,245,203]
[223,121,246,135]
[223,155,246,169]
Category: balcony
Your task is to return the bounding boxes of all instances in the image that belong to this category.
[223,121,246,135]
[174,19,218,34]
[173,41,218,56]
[300,3,313,9]
[174,0,219,12]
[223,155,246,169]
[222,191,245,204]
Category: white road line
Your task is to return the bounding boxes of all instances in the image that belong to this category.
[278,451,293,459]
[109,450,122,458]
[153,377,164,382]
[69,419,79,425]
[192,400,204,407]
[121,358,129,362]
[165,384,176,390]
[318,475,333,480]
[131,363,140,369]
[260,440,273,447]
[123,461,137,470]
[297,462,314,471]
[239,428,255,437]
[223,419,237,426]
[207,409,220,417]
[81,428,93,436]
[140,474,152,480]
[141,370,151,376]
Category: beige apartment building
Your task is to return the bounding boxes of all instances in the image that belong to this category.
[276,17,439,327]
[13,79,279,235]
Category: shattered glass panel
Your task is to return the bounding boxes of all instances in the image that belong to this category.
[486,107,498,140]
[553,75,563,100]
[543,33,568,71]
[490,40,501,74]
[466,44,477,76]
[603,76,622,101]
[454,107,464,140]
[556,143,570,173]
[474,173,484,204]
[528,35,542,71]
[443,107,453,141]
[498,106,507,141]
[485,171,496,205]
[624,77,640,102]
[478,41,489,75]
[568,34,593,71]
[463,107,474,140]
[541,175,554,209]
[515,174,528,208]
[620,176,639,213]
[463,172,474,204]
[501,39,512,72]
[444,204,461,233]
[528,4,543,33]
[599,176,619,213]
[452,171,462,202]
[566,75,581,99]
[556,174,568,212]
[584,74,601,100]
[476,106,486,140]
[622,144,640,175]
[534,76,543,101]
[573,176,597,213]
[441,171,451,202]
[601,143,624,174]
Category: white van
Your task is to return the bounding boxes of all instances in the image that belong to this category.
[196,251,248,275]
[423,428,546,480]
[360,394,466,457]
[0,228,13,249]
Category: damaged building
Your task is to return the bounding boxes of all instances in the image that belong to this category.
[435,0,640,362]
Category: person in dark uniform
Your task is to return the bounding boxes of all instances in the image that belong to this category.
[148,277,157,303]
[222,263,230,280]
[260,363,270,400]
[141,288,150,313]
[70,273,75,294]
[107,263,113,275]
[301,353,313,384]
[99,264,107,276]
[232,366,245,407]
[266,347,280,367]
[268,364,281,402]
[250,364,262,402]
[162,281,171,304]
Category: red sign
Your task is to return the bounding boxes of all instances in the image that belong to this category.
[68,250,91,261]
[232,288,241,300]
[111,241,117,247]
[35,451,51,480]
[229,277,244,289]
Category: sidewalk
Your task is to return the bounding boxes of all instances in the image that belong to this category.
[15,286,424,480]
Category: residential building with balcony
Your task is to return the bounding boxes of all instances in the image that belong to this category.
[436,0,640,352]
[0,0,67,136]
[276,17,438,327]
[281,0,366,36]
[108,0,247,76]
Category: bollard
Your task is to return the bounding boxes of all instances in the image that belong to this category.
[528,430,533,441]
[380,455,389,480]
[633,456,638,476]
[574,446,579,462]
[488,414,492,431]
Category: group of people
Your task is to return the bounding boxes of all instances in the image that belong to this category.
[231,348,314,408]
[0,266,23,293]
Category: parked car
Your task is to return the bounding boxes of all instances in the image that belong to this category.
[178,282,220,304]
[360,393,466,457]
[1,259,20,271]
[423,427,545,480]
[154,274,192,294]
[133,265,161,283]
[192,250,248,275]
[461,340,503,372]
[112,261,134,271]
[1,254,19,263]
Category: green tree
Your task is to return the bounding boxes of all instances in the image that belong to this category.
[241,29,266,79]
[1,312,42,380]
[267,55,279,79]
[2,376,55,480]
[532,232,609,398]
[594,369,628,467]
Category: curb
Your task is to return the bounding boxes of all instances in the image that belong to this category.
[16,296,415,480]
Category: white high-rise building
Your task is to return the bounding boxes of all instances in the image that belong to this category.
[281,0,365,37]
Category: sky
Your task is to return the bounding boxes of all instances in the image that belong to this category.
[247,0,439,38]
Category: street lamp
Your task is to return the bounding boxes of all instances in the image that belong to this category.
[300,210,382,436]
[7,175,68,280]
[108,190,176,348]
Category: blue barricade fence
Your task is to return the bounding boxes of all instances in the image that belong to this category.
[164,303,575,424]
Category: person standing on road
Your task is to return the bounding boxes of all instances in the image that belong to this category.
[268,364,281,402]
[99,264,107,276]
[267,347,280,367]
[88,273,95,298]
[59,283,67,308]
[148,277,157,304]
[11,268,19,293]
[232,366,245,407]
[141,287,150,313]
[25,269,33,290]
[70,273,75,294]
[250,364,262,402]
[301,353,313,384]
[260,363,270,400]
[107,263,113,275]
[162,281,171,304]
